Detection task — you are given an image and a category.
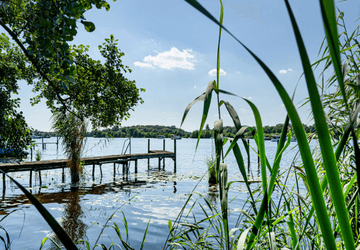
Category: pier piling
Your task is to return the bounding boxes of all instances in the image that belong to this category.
[174,139,177,173]
[29,170,32,187]
[147,139,150,169]
[2,173,5,191]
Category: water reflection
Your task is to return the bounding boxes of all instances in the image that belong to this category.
[206,184,219,206]
[48,190,88,249]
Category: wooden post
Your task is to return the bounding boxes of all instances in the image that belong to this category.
[39,171,42,186]
[114,162,116,177]
[148,139,150,169]
[62,168,65,183]
[57,137,59,150]
[163,139,166,168]
[99,164,103,177]
[30,147,33,161]
[122,163,125,180]
[92,164,95,180]
[135,160,138,174]
[173,140,176,172]
[125,162,128,179]
[42,137,44,149]
[30,170,32,187]
[2,173,5,191]
[158,157,161,170]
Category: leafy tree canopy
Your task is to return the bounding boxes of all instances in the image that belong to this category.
[0,0,144,154]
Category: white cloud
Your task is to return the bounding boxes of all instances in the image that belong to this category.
[134,47,195,70]
[208,68,227,76]
[194,85,197,89]
[234,71,241,74]
[242,96,252,100]
[133,61,154,68]
[279,68,294,74]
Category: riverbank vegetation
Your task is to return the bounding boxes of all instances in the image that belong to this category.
[30,123,316,139]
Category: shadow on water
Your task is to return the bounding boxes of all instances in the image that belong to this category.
[0,167,179,248]
[0,167,178,215]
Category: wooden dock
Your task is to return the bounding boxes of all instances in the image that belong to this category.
[0,139,177,189]
[0,151,175,173]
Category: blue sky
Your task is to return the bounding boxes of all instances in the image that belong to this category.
[12,0,360,132]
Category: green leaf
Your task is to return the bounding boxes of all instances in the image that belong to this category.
[181,93,205,127]
[140,218,151,250]
[196,80,216,149]
[285,0,354,248]
[81,21,96,32]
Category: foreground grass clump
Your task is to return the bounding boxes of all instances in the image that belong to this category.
[169,0,360,249]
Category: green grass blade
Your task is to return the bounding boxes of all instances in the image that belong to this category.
[232,143,257,214]
[285,197,299,250]
[237,227,251,250]
[351,130,360,197]
[246,190,269,250]
[223,101,241,130]
[216,0,223,90]
[223,100,250,171]
[219,163,229,250]
[242,98,266,193]
[0,170,78,250]
[121,211,129,241]
[319,0,348,112]
[140,218,151,250]
[215,0,223,121]
[197,81,216,149]
[269,129,291,196]
[284,0,354,247]
[180,92,206,127]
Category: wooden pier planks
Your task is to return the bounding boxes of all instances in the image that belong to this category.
[0,150,175,173]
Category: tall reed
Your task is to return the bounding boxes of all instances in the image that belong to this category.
[52,111,87,185]
[170,0,359,249]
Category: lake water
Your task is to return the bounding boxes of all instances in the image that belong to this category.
[0,137,304,249]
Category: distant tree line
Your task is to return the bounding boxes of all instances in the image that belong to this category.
[89,125,188,138]
[31,123,317,139]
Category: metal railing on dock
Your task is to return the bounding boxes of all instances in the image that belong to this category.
[30,137,60,160]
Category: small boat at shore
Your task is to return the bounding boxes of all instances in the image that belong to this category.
[271,135,297,142]
[0,148,29,157]
[171,135,182,140]
[157,135,165,139]
[271,135,280,142]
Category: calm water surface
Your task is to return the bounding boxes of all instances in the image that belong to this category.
[0,137,304,249]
